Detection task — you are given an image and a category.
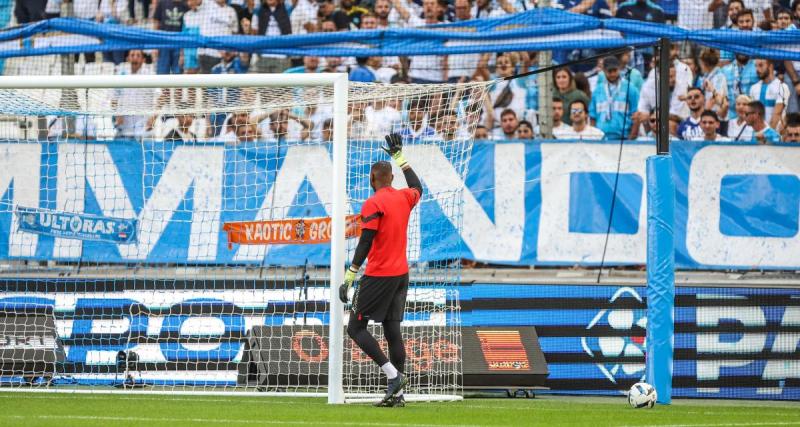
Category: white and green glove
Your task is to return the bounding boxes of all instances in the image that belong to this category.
[382,133,407,168]
[338,265,359,304]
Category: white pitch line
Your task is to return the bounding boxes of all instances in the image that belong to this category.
[0,415,483,427]
[0,393,325,406]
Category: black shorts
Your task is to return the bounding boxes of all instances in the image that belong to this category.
[352,274,409,323]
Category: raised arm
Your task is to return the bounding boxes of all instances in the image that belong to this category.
[383,133,423,197]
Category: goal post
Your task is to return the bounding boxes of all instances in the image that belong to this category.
[0,72,489,403]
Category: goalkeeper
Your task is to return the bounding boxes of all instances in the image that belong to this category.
[339,133,422,408]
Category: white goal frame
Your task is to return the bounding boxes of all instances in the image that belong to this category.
[0,73,351,404]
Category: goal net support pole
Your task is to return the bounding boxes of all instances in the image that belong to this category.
[645,37,675,405]
[328,75,348,405]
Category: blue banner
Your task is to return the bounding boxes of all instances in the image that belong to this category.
[16,206,137,244]
[461,283,800,401]
[1,139,799,269]
[3,9,800,61]
[2,280,797,399]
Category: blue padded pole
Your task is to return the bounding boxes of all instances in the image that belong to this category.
[645,154,674,404]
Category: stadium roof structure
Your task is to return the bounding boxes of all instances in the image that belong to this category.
[1,8,800,60]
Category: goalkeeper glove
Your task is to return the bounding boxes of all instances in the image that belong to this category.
[382,133,408,168]
[339,265,359,304]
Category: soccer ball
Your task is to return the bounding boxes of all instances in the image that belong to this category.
[627,382,657,409]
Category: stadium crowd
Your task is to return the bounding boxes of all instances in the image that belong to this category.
[10,0,800,143]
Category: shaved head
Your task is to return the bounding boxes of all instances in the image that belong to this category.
[370,161,393,191]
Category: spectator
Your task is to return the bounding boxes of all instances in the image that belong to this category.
[590,0,616,18]
[745,100,782,143]
[678,87,706,140]
[474,124,489,140]
[15,0,47,23]
[349,57,382,82]
[284,55,320,73]
[749,58,788,129]
[776,7,795,28]
[589,56,639,140]
[433,109,459,141]
[208,50,249,135]
[319,18,338,31]
[694,110,730,141]
[235,121,260,143]
[678,0,714,30]
[393,0,447,83]
[396,97,436,140]
[635,62,690,139]
[163,110,199,143]
[568,72,589,97]
[320,56,344,73]
[360,11,378,29]
[728,94,755,140]
[744,0,774,25]
[259,108,310,142]
[722,53,759,120]
[44,0,61,19]
[641,44,693,113]
[725,0,745,28]
[321,118,334,142]
[784,120,800,142]
[550,98,571,136]
[632,110,657,140]
[340,0,369,28]
[211,50,249,76]
[794,0,800,23]
[516,120,534,140]
[552,0,598,15]
[553,68,591,125]
[113,50,154,139]
[555,99,605,140]
[473,0,509,18]
[128,0,150,22]
[669,114,682,138]
[720,8,755,63]
[231,0,256,30]
[447,0,482,83]
[737,7,756,29]
[486,53,527,125]
[187,0,238,73]
[98,0,131,64]
[373,0,399,28]
[592,50,644,94]
[492,108,518,140]
[317,0,351,30]
[698,48,729,128]
[250,0,292,73]
[153,0,189,75]
[615,0,665,23]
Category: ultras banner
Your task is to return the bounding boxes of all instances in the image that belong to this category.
[0,139,798,269]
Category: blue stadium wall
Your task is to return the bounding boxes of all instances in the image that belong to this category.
[463,282,800,401]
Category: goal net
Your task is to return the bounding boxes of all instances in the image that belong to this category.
[0,73,490,403]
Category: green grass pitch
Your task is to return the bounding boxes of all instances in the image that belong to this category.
[1,392,799,426]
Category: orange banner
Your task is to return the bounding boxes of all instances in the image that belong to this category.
[223,215,361,248]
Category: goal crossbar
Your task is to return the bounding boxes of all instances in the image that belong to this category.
[0,73,349,89]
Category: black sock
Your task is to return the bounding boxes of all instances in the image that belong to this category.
[347,314,389,366]
[383,320,405,375]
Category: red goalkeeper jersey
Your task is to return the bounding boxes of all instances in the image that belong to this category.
[360,186,420,276]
